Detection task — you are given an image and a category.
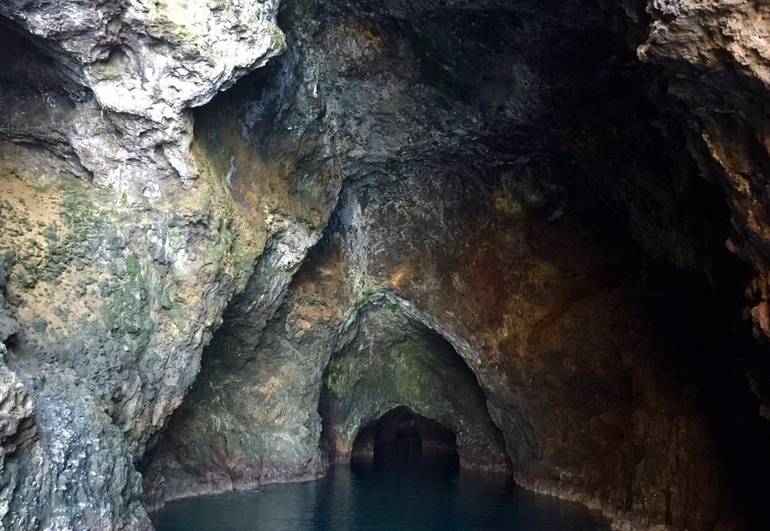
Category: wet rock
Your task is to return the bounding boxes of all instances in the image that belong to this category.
[142,2,759,530]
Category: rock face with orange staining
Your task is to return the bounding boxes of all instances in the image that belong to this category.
[625,5,770,505]
[142,3,769,529]
[624,1,770,346]
[0,0,338,528]
[148,149,749,530]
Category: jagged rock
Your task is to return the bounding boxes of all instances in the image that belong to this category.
[0,253,18,344]
[141,1,768,530]
[0,0,330,527]
[629,1,770,342]
[0,343,35,529]
[0,0,286,184]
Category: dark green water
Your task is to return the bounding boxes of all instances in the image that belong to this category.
[153,464,610,531]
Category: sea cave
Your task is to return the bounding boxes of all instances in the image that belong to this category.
[1,0,770,530]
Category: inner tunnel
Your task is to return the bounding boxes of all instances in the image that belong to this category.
[351,406,460,472]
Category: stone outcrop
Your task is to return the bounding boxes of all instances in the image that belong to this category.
[0,1,335,528]
[0,252,35,527]
[0,0,285,186]
[625,1,770,346]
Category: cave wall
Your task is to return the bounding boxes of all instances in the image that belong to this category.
[0,1,326,528]
[148,148,743,531]
[143,1,766,530]
[627,1,770,344]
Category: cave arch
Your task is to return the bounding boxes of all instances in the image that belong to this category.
[318,299,511,473]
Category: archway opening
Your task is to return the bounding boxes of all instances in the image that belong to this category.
[351,406,460,473]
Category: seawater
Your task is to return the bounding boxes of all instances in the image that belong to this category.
[153,463,610,531]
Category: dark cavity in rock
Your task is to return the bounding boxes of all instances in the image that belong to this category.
[351,406,461,473]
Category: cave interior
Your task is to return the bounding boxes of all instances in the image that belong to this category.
[1,0,770,530]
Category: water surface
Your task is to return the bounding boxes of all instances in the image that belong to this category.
[153,464,610,531]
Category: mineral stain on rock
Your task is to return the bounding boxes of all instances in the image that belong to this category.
[1,0,770,530]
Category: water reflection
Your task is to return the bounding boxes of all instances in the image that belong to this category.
[153,465,610,531]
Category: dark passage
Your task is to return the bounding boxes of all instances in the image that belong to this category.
[351,407,460,472]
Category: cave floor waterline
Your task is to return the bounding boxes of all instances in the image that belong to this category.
[152,463,611,531]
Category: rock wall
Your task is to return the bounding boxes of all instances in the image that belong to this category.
[0,1,331,528]
[627,0,770,347]
[144,1,768,530]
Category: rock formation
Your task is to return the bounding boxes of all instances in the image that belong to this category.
[1,0,769,530]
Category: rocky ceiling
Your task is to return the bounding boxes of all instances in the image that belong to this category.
[0,0,770,530]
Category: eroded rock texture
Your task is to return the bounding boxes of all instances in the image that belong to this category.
[2,0,770,530]
[0,1,335,528]
[143,1,765,530]
[636,2,770,343]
